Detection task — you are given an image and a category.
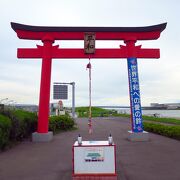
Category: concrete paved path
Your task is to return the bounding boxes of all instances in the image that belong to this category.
[0,117,180,180]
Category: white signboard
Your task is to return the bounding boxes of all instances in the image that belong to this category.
[73,141,116,174]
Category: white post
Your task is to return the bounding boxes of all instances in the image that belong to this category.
[71,82,75,118]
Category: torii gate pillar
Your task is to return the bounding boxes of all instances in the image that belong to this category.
[38,36,54,133]
[33,37,54,142]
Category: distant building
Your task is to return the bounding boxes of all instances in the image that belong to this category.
[150,103,180,109]
[150,103,167,108]
[14,104,38,112]
[165,103,180,109]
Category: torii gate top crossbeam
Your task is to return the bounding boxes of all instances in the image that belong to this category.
[11,22,166,41]
[11,22,167,59]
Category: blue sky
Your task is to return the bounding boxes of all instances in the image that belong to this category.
[0,0,179,106]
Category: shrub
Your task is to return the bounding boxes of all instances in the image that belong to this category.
[143,115,180,125]
[10,110,37,140]
[0,114,12,150]
[144,122,180,140]
[0,109,75,150]
[1,109,37,141]
[49,115,75,133]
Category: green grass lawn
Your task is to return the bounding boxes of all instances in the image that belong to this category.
[76,107,117,117]
[76,107,180,140]
[142,115,180,125]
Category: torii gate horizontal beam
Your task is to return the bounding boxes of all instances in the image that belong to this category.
[18,47,160,59]
[11,22,166,41]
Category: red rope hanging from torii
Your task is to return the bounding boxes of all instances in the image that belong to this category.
[86,56,92,134]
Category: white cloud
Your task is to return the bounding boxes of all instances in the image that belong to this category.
[0,0,179,106]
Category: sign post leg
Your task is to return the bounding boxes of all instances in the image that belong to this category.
[72,82,75,118]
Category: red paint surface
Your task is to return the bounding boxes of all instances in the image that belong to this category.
[72,175,117,180]
[18,47,160,59]
[37,38,54,133]
[16,29,161,40]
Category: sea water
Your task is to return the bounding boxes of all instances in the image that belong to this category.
[117,108,180,119]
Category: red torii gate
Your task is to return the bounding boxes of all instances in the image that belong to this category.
[11,22,166,141]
